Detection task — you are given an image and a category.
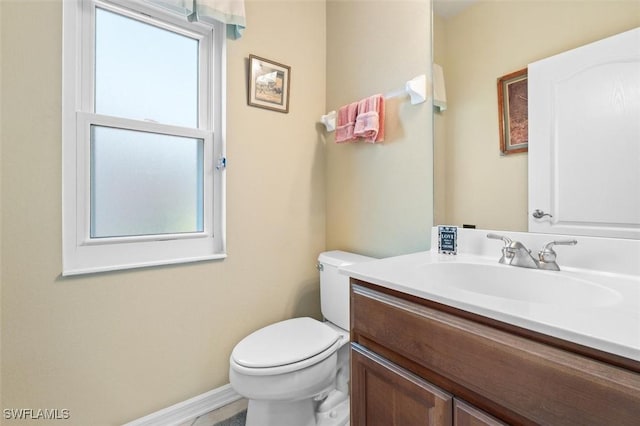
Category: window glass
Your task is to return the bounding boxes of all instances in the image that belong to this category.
[90,126,204,238]
[94,8,199,128]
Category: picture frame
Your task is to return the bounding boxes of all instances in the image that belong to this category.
[497,68,528,155]
[248,55,291,113]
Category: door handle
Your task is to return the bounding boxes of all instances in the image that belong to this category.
[532,209,553,219]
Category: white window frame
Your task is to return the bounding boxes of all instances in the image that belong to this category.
[62,0,226,275]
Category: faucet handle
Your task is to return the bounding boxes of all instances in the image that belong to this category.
[539,239,577,263]
[542,239,578,251]
[487,234,514,264]
[486,233,512,246]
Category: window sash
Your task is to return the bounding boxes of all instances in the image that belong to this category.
[83,0,213,131]
[76,112,214,246]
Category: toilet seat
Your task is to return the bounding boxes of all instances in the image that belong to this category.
[231,317,343,376]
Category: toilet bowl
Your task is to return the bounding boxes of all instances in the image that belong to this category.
[228,251,374,426]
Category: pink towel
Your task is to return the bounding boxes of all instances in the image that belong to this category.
[335,102,359,143]
[353,94,385,143]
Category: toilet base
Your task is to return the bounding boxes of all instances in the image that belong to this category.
[244,397,349,426]
[316,398,349,426]
[245,398,316,426]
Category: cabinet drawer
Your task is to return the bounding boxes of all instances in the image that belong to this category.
[351,284,640,425]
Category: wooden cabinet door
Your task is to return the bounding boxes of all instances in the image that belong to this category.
[351,343,453,426]
[454,399,507,426]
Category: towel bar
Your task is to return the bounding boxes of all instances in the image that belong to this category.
[320,74,426,132]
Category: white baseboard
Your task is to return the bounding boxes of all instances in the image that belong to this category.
[122,384,242,426]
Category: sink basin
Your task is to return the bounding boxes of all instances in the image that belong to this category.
[421,263,622,307]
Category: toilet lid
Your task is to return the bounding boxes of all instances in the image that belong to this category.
[231,317,341,369]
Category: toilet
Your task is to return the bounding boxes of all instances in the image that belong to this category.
[229,251,374,426]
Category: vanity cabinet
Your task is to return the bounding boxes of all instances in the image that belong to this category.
[350,280,640,425]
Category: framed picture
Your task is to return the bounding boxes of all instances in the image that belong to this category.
[248,55,290,113]
[497,68,528,155]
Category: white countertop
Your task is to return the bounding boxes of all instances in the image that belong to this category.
[341,249,640,362]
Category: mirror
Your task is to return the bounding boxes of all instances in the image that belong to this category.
[433,0,639,236]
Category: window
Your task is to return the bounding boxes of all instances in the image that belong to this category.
[62,0,226,275]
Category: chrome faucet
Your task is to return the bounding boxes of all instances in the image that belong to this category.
[487,234,577,271]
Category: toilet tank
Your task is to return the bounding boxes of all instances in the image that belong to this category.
[318,251,375,331]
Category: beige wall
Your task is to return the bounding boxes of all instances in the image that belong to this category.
[435,0,640,231]
[0,0,3,414]
[1,0,326,424]
[326,0,433,258]
[433,12,447,226]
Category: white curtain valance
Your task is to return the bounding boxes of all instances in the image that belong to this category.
[147,0,245,39]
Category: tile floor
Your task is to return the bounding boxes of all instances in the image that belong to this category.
[178,398,247,426]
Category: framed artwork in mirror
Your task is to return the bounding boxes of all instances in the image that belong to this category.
[497,68,528,155]
[248,55,290,113]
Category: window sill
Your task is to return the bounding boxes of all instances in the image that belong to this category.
[62,252,227,276]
